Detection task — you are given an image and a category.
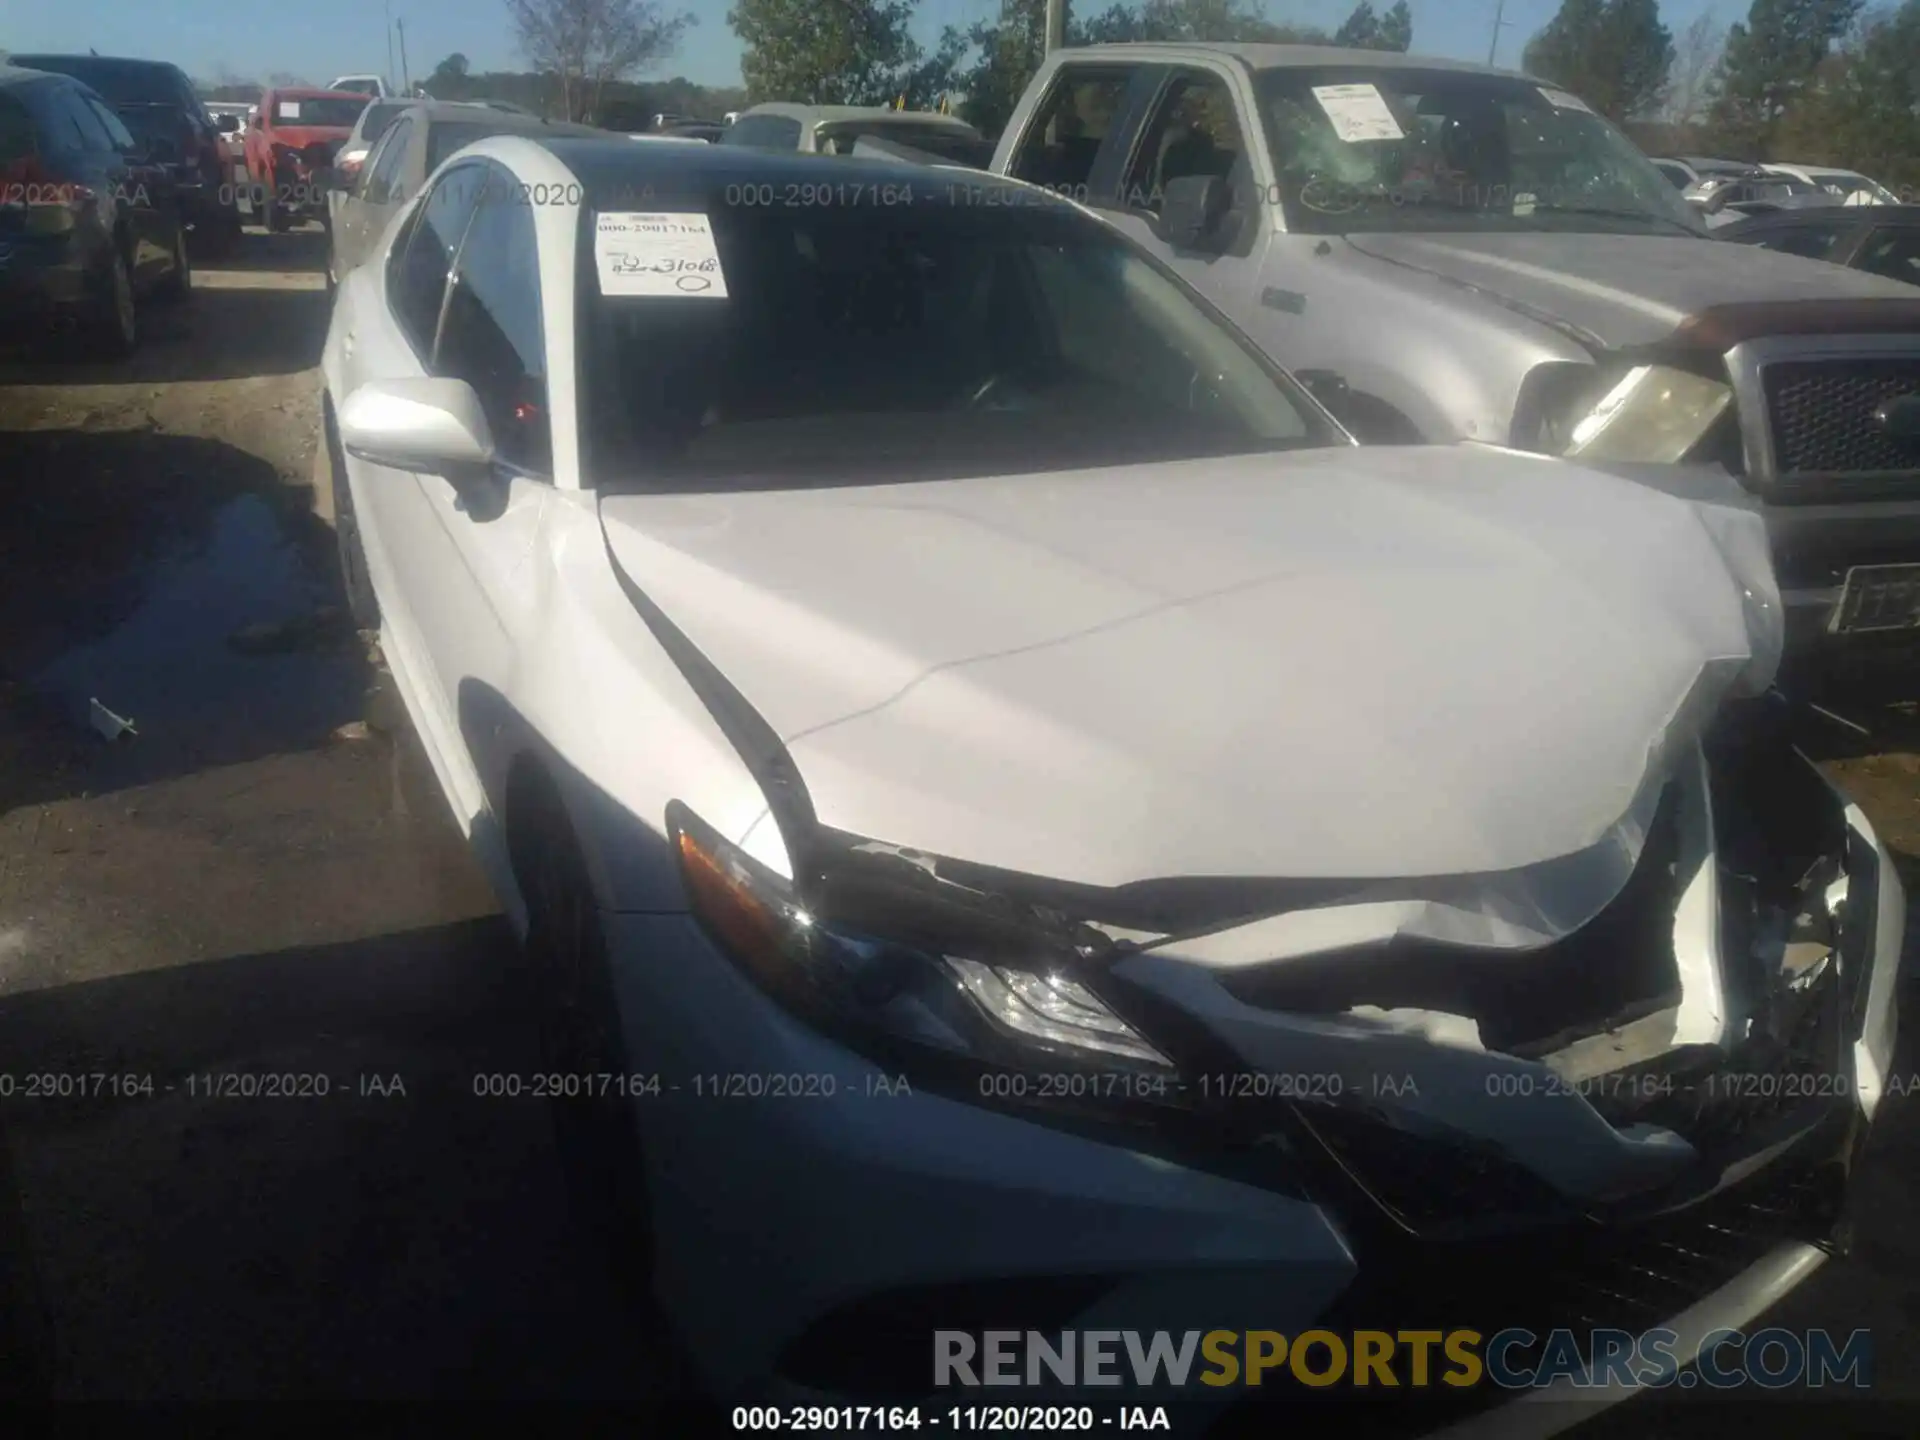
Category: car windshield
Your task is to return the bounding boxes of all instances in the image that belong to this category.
[10,57,176,103]
[582,193,1336,490]
[1259,67,1703,236]
[274,95,369,127]
[816,121,991,166]
[427,120,515,168]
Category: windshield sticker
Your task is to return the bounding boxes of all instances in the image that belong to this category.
[278,100,301,119]
[595,212,729,297]
[1537,87,1593,113]
[1310,84,1405,143]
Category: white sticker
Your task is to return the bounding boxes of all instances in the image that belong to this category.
[279,100,301,119]
[1310,83,1405,143]
[1537,87,1593,113]
[594,211,729,298]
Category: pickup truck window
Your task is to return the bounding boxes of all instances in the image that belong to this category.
[1258,68,1700,237]
[1124,72,1245,216]
[1007,67,1134,194]
[273,95,370,129]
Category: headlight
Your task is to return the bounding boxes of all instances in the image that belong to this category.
[1522,362,1732,463]
[669,803,1178,1091]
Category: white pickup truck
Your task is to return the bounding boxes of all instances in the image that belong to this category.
[988,41,1920,672]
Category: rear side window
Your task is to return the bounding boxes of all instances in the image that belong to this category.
[361,102,410,146]
[722,115,802,149]
[1740,226,1846,262]
[0,96,38,164]
[427,120,506,172]
[362,117,413,202]
[436,171,549,471]
[390,164,483,356]
[1007,68,1136,192]
[82,97,137,152]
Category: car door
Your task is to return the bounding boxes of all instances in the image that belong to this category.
[1099,66,1266,317]
[1002,63,1152,206]
[396,158,557,741]
[341,162,486,762]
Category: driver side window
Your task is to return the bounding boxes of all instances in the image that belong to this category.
[1122,72,1246,218]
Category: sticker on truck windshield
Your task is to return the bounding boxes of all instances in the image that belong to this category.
[1310,84,1405,142]
[279,100,301,119]
[1537,87,1593,113]
[594,212,729,297]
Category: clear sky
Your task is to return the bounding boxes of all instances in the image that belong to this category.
[2,0,1750,92]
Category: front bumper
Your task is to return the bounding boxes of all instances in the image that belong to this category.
[1768,496,1920,657]
[600,800,1901,1430]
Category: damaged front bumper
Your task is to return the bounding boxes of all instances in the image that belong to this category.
[630,709,1898,1427]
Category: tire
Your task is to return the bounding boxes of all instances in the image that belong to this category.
[81,243,137,359]
[154,219,191,303]
[507,774,655,1293]
[325,411,380,628]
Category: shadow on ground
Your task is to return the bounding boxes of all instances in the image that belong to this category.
[0,428,357,813]
[0,917,710,1418]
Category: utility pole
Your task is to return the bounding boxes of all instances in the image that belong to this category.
[397,17,411,96]
[385,0,396,93]
[1045,0,1068,56]
[1487,0,1509,66]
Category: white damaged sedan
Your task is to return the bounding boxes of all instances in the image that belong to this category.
[319,135,1902,1424]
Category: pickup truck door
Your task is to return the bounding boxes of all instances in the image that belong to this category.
[1092,65,1270,322]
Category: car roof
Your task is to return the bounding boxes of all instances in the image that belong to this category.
[529,132,1061,208]
[739,102,977,129]
[1053,40,1531,80]
[9,53,176,72]
[269,87,372,100]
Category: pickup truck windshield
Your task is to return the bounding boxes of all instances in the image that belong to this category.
[273,95,370,128]
[584,200,1337,489]
[1259,68,1703,237]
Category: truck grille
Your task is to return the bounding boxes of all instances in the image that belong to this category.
[1764,356,1920,475]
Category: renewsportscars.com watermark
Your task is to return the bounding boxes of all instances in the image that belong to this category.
[934,1328,1872,1391]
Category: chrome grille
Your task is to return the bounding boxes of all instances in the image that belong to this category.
[1764,356,1920,475]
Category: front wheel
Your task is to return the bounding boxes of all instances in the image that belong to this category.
[508,776,655,1292]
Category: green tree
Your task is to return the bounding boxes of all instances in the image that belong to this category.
[730,0,956,105]
[424,52,475,99]
[504,0,693,121]
[953,0,1330,136]
[1706,0,1862,159]
[1335,1,1414,51]
[1522,0,1673,122]
[1775,0,1920,190]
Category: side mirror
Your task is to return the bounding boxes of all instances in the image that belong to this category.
[339,378,495,473]
[315,166,344,192]
[1161,174,1230,252]
[216,114,240,134]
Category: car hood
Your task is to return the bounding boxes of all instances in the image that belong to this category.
[599,443,1780,891]
[1343,230,1917,348]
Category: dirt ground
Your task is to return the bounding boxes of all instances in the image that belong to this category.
[0,223,1916,1433]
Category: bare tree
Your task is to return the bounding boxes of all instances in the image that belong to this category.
[504,0,694,121]
[1662,11,1725,135]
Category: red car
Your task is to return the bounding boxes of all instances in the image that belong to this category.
[242,87,369,230]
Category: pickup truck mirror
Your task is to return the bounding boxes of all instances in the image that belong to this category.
[1161,174,1230,252]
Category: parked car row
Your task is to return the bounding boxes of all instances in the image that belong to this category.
[0,61,191,356]
[311,104,1903,1424]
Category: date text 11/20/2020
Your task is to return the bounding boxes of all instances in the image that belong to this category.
[731,1406,1174,1432]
